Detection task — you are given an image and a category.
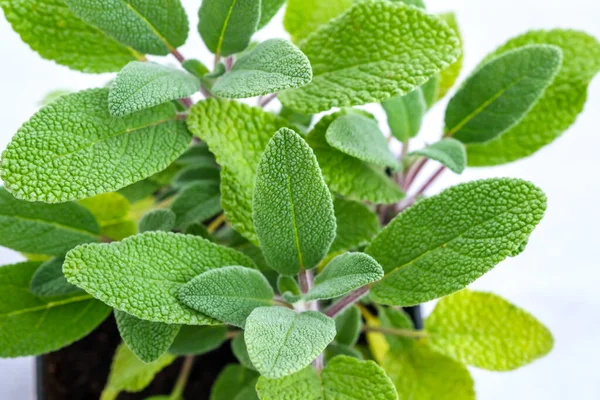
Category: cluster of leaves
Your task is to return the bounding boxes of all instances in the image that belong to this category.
[0,0,599,399]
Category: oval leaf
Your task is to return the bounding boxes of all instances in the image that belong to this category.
[382,90,427,142]
[410,138,467,174]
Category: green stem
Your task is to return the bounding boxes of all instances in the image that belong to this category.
[170,356,195,400]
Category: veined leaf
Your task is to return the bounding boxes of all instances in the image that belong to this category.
[245,306,336,379]
[283,0,353,44]
[279,1,461,113]
[425,290,554,370]
[169,325,227,356]
[139,209,176,233]
[334,306,362,347]
[253,128,336,275]
[109,62,201,116]
[64,232,257,325]
[30,257,81,297]
[64,0,188,55]
[382,90,427,142]
[212,39,312,99]
[0,261,110,357]
[211,364,260,400]
[437,13,464,101]
[330,197,380,254]
[170,181,221,229]
[367,178,546,306]
[446,44,562,144]
[258,0,286,29]
[410,138,467,174]
[0,89,191,203]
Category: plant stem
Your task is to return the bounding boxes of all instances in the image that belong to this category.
[313,353,324,373]
[259,93,278,107]
[170,48,186,64]
[298,268,313,294]
[179,97,193,109]
[225,56,234,71]
[170,356,195,400]
[403,157,428,191]
[362,325,429,339]
[207,213,226,233]
[325,286,369,318]
[414,165,446,197]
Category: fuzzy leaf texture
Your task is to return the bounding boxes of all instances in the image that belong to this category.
[64,232,256,325]
[169,325,227,356]
[279,0,461,113]
[138,209,176,233]
[30,257,81,297]
[283,0,353,43]
[0,89,191,203]
[211,364,260,400]
[330,197,380,254]
[253,128,336,274]
[367,178,547,306]
[410,138,467,174]
[382,90,427,142]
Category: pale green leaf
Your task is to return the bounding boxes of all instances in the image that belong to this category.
[277,276,300,297]
[169,325,227,356]
[253,128,336,275]
[334,306,362,346]
[258,0,286,29]
[30,257,81,297]
[279,1,461,113]
[170,181,221,228]
[109,62,201,116]
[437,13,464,101]
[382,90,427,142]
[139,209,176,233]
[410,138,467,174]
[232,332,255,370]
[211,364,260,400]
[39,89,72,106]
[330,197,380,254]
[256,366,321,400]
[425,290,554,370]
[395,0,425,8]
[283,0,353,44]
[325,343,363,362]
[64,231,257,325]
[377,306,414,351]
[279,106,313,131]
[183,59,210,79]
[119,180,161,203]
[245,306,336,378]
[446,44,562,143]
[0,89,191,203]
[78,192,130,225]
[367,178,547,305]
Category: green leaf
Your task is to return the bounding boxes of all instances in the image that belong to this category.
[79,192,130,225]
[410,138,467,174]
[183,59,210,79]
[187,99,291,242]
[425,290,554,370]
[211,364,260,400]
[330,198,380,254]
[258,0,286,29]
[174,142,217,168]
[306,253,383,301]
[64,231,257,325]
[0,0,140,73]
[30,257,81,297]
[253,128,336,275]
[109,62,201,116]
[139,209,176,233]
[179,266,274,327]
[115,310,180,363]
[119,180,160,203]
[279,106,313,131]
[0,261,110,357]
[279,1,461,113]
[100,343,176,400]
[245,306,336,379]
[467,29,600,165]
[256,366,321,400]
[446,44,562,144]
[436,13,464,101]
[0,188,99,255]
[170,181,222,228]
[382,90,427,142]
[283,0,353,44]
[0,89,191,203]
[277,276,301,297]
[172,165,220,188]
[169,325,228,356]
[383,343,475,400]
[420,76,440,109]
[39,89,73,106]
[306,112,404,204]
[377,306,414,351]
[198,0,260,57]
[232,332,255,370]
[64,0,188,55]
[326,113,400,170]
[367,178,547,306]
[334,306,362,346]
[212,39,312,98]
[325,343,363,362]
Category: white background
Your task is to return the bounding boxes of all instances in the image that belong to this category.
[1,0,599,398]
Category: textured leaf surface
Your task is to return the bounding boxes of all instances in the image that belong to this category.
[211,364,260,400]
[307,113,404,204]
[115,310,180,363]
[245,306,336,379]
[306,253,383,301]
[283,0,353,43]
[187,99,291,242]
[30,257,81,297]
[0,0,139,72]
[326,114,400,170]
[279,0,461,113]
[169,325,227,356]
[253,128,336,274]
[367,179,547,305]
[64,0,188,55]
[0,261,110,357]
[426,290,554,370]
[170,181,221,229]
[258,0,285,28]
[0,89,191,203]
[256,366,321,400]
[64,232,256,325]
[139,209,176,233]
[198,0,260,57]
[179,266,274,327]
[330,197,379,254]
[0,188,99,255]
[410,138,467,174]
[446,45,562,143]
[382,90,427,142]
[334,306,362,346]
[467,29,600,165]
[109,62,200,116]
[436,13,463,100]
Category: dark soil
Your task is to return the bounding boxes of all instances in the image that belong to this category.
[38,315,236,400]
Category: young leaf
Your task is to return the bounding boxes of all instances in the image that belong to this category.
[64,232,257,325]
[79,192,130,225]
[179,266,274,327]
[277,276,301,304]
[377,306,414,351]
[139,209,176,233]
[305,253,384,301]
[283,0,353,43]
[253,128,336,275]
[169,325,227,356]
[278,1,461,113]
[212,39,312,99]
[330,197,380,254]
[410,138,467,174]
[445,44,562,144]
[0,187,99,255]
[467,29,600,165]
[437,13,464,101]
[0,0,140,73]
[115,310,180,363]
[183,59,210,79]
[232,332,255,370]
[64,0,188,55]
[109,62,201,116]
[198,0,260,58]
[382,90,427,142]
[425,290,554,370]
[244,306,336,379]
[255,366,321,400]
[367,178,547,306]
[326,113,400,170]
[0,89,191,203]
[0,261,110,357]
[211,365,260,400]
[170,181,222,229]
[258,0,286,29]
[30,257,81,297]
[334,306,362,346]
